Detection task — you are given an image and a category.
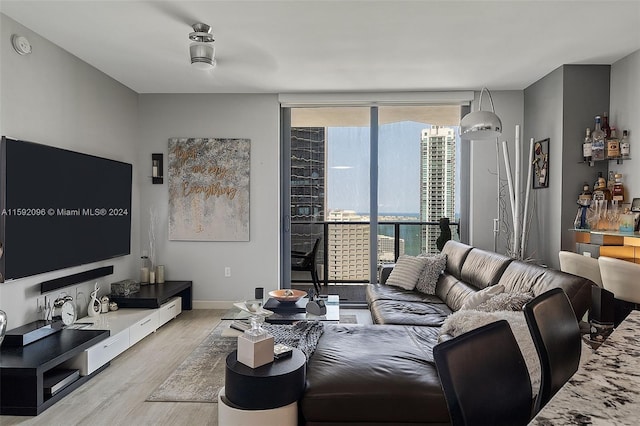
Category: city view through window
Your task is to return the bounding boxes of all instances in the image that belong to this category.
[290,106,461,284]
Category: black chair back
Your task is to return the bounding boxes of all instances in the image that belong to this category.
[292,238,321,295]
[434,320,533,426]
[524,287,581,413]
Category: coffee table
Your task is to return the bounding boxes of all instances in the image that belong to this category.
[222,295,340,325]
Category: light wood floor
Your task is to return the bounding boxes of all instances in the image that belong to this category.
[1,308,372,426]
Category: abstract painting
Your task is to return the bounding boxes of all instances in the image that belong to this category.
[168,138,250,241]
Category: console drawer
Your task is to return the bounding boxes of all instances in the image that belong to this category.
[63,328,129,376]
[158,297,182,326]
[129,312,158,346]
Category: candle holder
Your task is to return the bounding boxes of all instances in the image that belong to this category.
[152,153,163,184]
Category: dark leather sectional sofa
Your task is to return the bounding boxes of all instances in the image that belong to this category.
[299,241,594,425]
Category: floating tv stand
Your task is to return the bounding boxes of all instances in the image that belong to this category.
[0,329,109,415]
[0,281,192,416]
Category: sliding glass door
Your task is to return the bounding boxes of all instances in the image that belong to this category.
[281,103,463,291]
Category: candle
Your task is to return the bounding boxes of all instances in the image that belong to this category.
[149,270,156,284]
[140,267,149,283]
[156,265,165,283]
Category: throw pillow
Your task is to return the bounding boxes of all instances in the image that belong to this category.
[475,291,535,312]
[460,284,505,310]
[385,255,430,291]
[415,253,447,295]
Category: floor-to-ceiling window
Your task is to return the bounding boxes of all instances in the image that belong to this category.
[377,106,462,264]
[280,96,469,296]
[288,107,371,286]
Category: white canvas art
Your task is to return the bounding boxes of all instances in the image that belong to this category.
[168,138,250,241]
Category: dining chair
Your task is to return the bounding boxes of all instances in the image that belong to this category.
[598,256,640,304]
[291,238,321,296]
[558,251,603,287]
[598,256,640,325]
[559,250,607,325]
[434,320,533,426]
[523,288,581,414]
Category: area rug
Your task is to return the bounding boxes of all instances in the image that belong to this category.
[147,315,357,403]
[146,321,235,403]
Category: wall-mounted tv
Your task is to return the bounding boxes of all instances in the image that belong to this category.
[0,137,132,281]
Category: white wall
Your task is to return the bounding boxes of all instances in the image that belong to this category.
[468,90,524,253]
[610,49,640,199]
[0,15,140,329]
[137,94,280,307]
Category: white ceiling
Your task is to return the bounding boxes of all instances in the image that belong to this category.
[2,1,640,94]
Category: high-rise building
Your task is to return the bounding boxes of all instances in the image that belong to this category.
[420,126,456,253]
[290,127,325,262]
[327,210,369,281]
[378,233,405,263]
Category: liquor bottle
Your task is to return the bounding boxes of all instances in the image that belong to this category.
[612,174,625,202]
[592,172,612,201]
[582,128,592,162]
[578,182,592,206]
[607,170,615,192]
[606,127,620,159]
[620,130,630,159]
[575,182,592,229]
[591,116,606,161]
[593,171,604,191]
[602,112,611,138]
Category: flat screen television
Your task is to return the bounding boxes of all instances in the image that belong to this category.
[0,137,132,281]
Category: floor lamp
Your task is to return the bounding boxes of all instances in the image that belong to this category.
[461,88,532,259]
[461,88,503,253]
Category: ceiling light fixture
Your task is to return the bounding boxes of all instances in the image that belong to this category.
[460,87,502,141]
[189,23,216,70]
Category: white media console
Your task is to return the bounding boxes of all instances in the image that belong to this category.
[62,296,182,375]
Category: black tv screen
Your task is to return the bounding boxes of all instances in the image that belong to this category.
[0,137,132,281]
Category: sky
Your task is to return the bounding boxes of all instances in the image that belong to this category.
[327,122,460,215]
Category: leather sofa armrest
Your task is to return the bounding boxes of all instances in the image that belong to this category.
[379,264,395,285]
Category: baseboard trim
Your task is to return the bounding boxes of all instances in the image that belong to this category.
[193,300,235,310]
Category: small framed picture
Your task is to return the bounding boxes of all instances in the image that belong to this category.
[532,138,549,189]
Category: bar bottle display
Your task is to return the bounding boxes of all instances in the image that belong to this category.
[591,116,606,161]
[620,130,630,159]
[582,128,592,162]
[606,128,620,159]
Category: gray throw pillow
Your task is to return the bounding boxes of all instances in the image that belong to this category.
[415,253,447,295]
[475,291,535,312]
[385,255,430,291]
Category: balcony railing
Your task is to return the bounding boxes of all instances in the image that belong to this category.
[291,220,460,285]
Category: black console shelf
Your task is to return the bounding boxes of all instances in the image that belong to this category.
[0,329,110,415]
[109,280,192,310]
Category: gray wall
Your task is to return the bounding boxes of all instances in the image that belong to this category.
[137,94,280,306]
[523,67,564,266]
[0,14,140,329]
[610,49,640,199]
[468,90,524,253]
[524,65,610,268]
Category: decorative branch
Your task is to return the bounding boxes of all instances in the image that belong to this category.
[148,206,158,268]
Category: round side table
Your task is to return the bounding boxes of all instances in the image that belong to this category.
[218,348,306,426]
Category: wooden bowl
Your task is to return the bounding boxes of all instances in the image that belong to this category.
[268,289,307,303]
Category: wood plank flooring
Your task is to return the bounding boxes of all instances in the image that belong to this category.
[1,308,372,426]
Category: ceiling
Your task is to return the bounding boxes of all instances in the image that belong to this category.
[2,1,639,94]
